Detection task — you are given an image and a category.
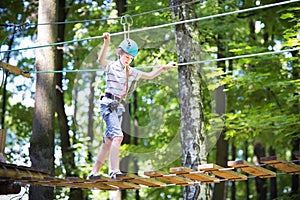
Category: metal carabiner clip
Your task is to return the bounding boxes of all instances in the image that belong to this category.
[120,15,133,39]
[120,15,133,26]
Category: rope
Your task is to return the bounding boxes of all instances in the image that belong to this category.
[1,0,298,54]
[176,47,300,66]
[27,47,300,74]
[0,0,203,28]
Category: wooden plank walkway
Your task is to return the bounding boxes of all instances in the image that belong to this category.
[0,155,299,191]
[228,160,276,178]
[261,156,300,174]
[198,164,247,181]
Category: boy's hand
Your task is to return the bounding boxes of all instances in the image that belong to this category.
[103,32,110,42]
[162,62,177,70]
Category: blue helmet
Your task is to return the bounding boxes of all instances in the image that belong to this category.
[119,39,138,57]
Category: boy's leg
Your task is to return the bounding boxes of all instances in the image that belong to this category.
[109,136,123,171]
[91,137,112,174]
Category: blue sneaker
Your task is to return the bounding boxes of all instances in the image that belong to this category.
[109,169,123,179]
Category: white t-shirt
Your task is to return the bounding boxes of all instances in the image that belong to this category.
[104,60,142,98]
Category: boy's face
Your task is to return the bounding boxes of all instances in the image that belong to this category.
[120,52,134,66]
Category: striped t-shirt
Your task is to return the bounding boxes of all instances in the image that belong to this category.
[104,60,142,98]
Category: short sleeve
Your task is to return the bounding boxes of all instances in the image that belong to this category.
[129,67,143,81]
[103,61,114,72]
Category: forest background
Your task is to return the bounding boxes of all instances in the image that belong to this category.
[0,0,299,199]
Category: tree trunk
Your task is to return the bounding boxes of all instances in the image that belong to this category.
[1,28,15,129]
[213,130,228,200]
[269,147,277,199]
[245,141,250,200]
[116,0,127,16]
[56,0,84,199]
[230,142,236,200]
[87,73,96,161]
[29,0,57,199]
[169,0,209,199]
[213,86,227,200]
[115,1,130,199]
[213,20,228,200]
[253,142,266,200]
[291,137,299,195]
[291,50,299,195]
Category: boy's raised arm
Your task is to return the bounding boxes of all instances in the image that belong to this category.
[98,33,110,68]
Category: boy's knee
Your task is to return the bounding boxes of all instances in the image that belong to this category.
[112,136,123,145]
[103,137,112,146]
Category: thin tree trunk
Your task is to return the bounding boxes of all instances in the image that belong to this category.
[169,0,209,199]
[29,0,57,199]
[253,142,266,200]
[133,92,140,200]
[245,141,250,200]
[115,1,130,199]
[291,137,299,195]
[213,130,228,200]
[231,142,236,200]
[116,0,126,16]
[291,50,299,195]
[269,147,277,199]
[1,28,15,129]
[213,20,228,199]
[56,0,84,199]
[88,73,96,161]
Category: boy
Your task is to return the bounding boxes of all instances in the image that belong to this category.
[89,32,176,179]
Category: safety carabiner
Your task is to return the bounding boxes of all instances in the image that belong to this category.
[120,15,133,40]
[120,15,133,26]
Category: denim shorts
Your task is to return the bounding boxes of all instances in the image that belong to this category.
[100,97,125,139]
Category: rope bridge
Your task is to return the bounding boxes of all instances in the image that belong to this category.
[0,155,299,194]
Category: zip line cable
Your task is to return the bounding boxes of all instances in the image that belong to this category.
[129,0,203,18]
[0,0,203,28]
[176,47,300,66]
[28,47,300,74]
[0,0,298,54]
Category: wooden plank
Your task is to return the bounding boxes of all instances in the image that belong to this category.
[0,61,30,78]
[261,156,300,174]
[198,164,247,181]
[84,174,140,190]
[104,179,141,190]
[81,175,139,189]
[170,167,220,183]
[0,163,49,180]
[68,177,117,190]
[117,173,166,187]
[228,160,276,178]
[82,175,111,183]
[144,170,194,185]
[31,177,118,190]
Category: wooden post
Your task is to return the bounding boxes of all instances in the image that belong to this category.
[0,129,6,163]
